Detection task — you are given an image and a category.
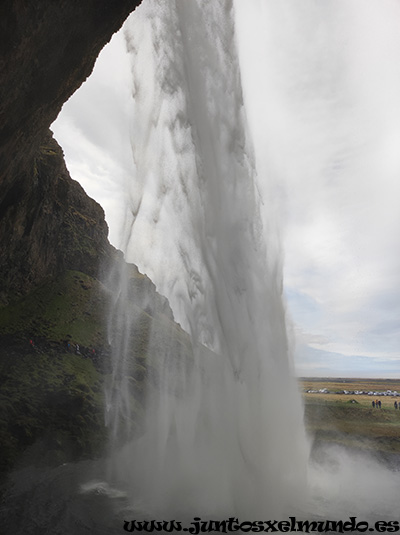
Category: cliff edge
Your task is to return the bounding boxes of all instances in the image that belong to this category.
[0,0,142,304]
[0,1,194,477]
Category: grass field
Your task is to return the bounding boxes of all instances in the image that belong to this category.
[300,378,400,457]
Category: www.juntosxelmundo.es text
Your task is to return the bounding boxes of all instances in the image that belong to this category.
[123,517,400,533]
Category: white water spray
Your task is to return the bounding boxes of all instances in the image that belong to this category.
[49,0,400,525]
[105,0,307,519]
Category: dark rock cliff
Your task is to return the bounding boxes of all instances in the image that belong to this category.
[0,0,192,479]
[0,131,111,304]
[0,0,142,304]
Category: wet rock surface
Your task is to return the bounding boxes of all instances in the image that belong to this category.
[0,460,127,535]
[0,0,142,305]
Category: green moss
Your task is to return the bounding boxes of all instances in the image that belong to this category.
[0,271,110,475]
[0,267,196,477]
[0,270,108,347]
[0,344,107,475]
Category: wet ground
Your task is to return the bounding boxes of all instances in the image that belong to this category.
[0,459,129,535]
[1,446,399,535]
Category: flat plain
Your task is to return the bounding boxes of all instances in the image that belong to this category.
[300,377,400,458]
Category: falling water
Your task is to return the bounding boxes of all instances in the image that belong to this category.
[105,0,307,520]
[40,0,400,529]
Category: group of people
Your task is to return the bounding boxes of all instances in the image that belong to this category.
[30,338,97,360]
[372,399,400,409]
[65,341,96,358]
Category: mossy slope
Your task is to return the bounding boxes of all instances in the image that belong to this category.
[0,267,194,478]
[0,270,108,347]
[0,271,110,476]
[0,346,106,474]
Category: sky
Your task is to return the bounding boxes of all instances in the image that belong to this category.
[52,0,400,378]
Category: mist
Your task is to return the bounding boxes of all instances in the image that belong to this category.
[52,0,400,523]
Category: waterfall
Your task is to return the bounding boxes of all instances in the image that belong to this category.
[45,0,400,525]
[104,0,307,519]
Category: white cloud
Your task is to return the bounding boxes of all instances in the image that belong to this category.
[52,28,134,248]
[265,1,400,374]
